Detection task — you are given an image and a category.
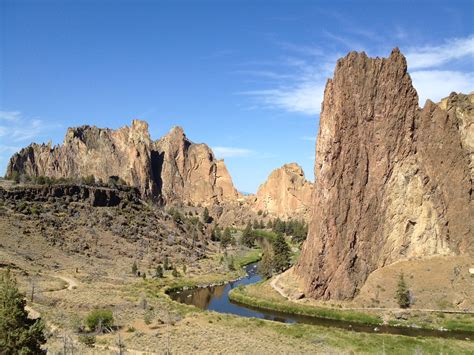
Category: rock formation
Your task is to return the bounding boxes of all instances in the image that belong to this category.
[153,126,241,205]
[6,121,240,206]
[7,120,157,197]
[252,163,313,219]
[295,49,473,300]
[0,184,141,208]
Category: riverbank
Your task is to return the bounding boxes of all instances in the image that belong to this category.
[229,277,474,334]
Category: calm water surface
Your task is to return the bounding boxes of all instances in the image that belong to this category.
[169,263,472,340]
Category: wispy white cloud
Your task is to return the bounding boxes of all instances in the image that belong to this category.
[212,146,255,158]
[241,81,325,115]
[0,110,60,175]
[405,35,474,70]
[410,70,474,104]
[0,145,20,154]
[0,114,47,142]
[0,111,21,122]
[301,136,316,142]
[238,33,473,116]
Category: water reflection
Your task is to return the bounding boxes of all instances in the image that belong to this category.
[169,263,473,340]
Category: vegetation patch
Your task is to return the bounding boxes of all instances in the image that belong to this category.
[229,284,382,326]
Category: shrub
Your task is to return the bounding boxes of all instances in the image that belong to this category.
[85,309,114,332]
[82,175,96,186]
[171,267,180,278]
[9,171,20,183]
[144,311,153,325]
[227,257,236,271]
[78,335,96,348]
[155,265,164,278]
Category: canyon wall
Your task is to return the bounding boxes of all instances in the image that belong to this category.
[295,49,473,300]
[7,121,240,206]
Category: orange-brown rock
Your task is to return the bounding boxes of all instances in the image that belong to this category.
[253,163,313,219]
[7,120,158,198]
[295,49,473,300]
[7,121,240,206]
[153,126,241,205]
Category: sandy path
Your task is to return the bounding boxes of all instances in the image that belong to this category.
[53,274,79,290]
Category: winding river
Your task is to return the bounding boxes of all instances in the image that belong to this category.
[169,262,472,340]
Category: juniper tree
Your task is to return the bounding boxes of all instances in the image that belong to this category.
[395,272,410,308]
[0,269,46,353]
[272,233,291,273]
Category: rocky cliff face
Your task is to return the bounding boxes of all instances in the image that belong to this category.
[295,49,473,300]
[153,126,241,205]
[253,163,313,219]
[7,120,158,197]
[7,121,240,206]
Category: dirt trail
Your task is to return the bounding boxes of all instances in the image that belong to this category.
[53,274,79,290]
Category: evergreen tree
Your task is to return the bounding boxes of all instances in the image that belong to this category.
[202,207,211,223]
[163,257,170,271]
[272,233,291,273]
[220,227,232,248]
[131,261,138,276]
[0,270,46,353]
[241,222,255,248]
[211,226,222,242]
[258,249,274,278]
[395,273,410,308]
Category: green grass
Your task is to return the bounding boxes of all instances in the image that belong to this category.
[233,248,262,268]
[229,285,382,326]
[222,313,474,354]
[252,229,277,241]
[444,318,474,332]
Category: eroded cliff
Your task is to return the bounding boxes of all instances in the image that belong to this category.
[252,163,313,219]
[7,121,240,206]
[295,49,473,300]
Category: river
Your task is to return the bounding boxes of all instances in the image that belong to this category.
[169,262,472,340]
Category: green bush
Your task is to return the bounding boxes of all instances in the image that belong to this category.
[78,335,96,347]
[85,309,114,332]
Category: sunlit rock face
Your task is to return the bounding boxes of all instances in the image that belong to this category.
[153,126,241,206]
[253,163,313,220]
[7,121,240,206]
[295,49,473,300]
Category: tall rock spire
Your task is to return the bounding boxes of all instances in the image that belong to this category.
[295,49,473,300]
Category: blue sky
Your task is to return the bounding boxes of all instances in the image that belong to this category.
[1,0,473,193]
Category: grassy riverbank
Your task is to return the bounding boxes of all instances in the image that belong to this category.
[229,282,383,325]
[228,278,474,334]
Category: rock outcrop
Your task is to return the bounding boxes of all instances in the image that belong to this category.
[153,126,241,205]
[0,184,141,207]
[7,120,157,198]
[295,49,473,300]
[252,163,313,219]
[7,121,240,206]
